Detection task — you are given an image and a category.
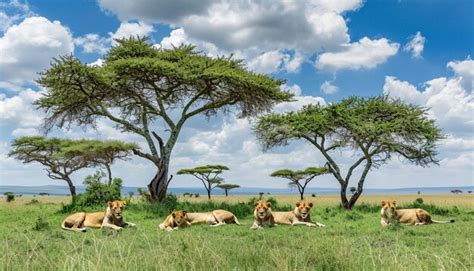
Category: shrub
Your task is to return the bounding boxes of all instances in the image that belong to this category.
[194,193,200,198]
[74,171,122,207]
[415,198,424,204]
[32,217,50,231]
[4,192,14,202]
[128,194,178,217]
[26,199,40,205]
[311,193,316,197]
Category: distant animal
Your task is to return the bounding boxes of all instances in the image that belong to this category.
[159,210,191,232]
[251,201,275,229]
[61,200,135,232]
[273,201,325,227]
[380,201,455,226]
[186,210,240,226]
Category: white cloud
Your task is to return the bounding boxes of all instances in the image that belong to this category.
[320,81,339,94]
[12,127,40,137]
[100,0,373,74]
[87,58,105,67]
[447,56,474,91]
[110,21,153,45]
[403,31,425,58]
[0,89,43,129]
[0,16,74,85]
[316,37,399,71]
[74,33,109,54]
[281,84,302,96]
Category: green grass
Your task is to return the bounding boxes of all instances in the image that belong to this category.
[0,200,473,270]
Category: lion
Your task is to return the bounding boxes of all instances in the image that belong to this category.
[187,210,241,227]
[381,201,455,226]
[251,201,275,229]
[273,201,325,227]
[159,210,191,231]
[61,200,135,232]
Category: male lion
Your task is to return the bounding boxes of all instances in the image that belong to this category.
[381,201,455,226]
[251,201,275,229]
[61,200,135,232]
[187,210,241,227]
[159,210,191,231]
[273,201,325,227]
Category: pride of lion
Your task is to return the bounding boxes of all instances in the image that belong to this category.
[60,199,454,232]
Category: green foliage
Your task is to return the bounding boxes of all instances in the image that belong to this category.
[178,164,229,199]
[270,167,329,199]
[26,199,40,205]
[255,96,443,208]
[4,192,14,202]
[415,197,424,204]
[74,171,122,207]
[32,217,50,231]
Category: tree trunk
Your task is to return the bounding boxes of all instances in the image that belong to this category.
[340,185,351,210]
[105,164,112,186]
[300,191,304,200]
[207,188,211,200]
[148,158,170,201]
[225,189,228,197]
[64,176,76,202]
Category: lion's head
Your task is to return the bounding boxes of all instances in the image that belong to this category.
[295,201,313,219]
[171,210,188,226]
[108,200,127,219]
[381,201,397,219]
[254,201,272,219]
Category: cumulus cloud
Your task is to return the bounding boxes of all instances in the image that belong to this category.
[447,56,474,91]
[74,21,154,54]
[316,37,399,72]
[0,89,43,129]
[99,0,374,74]
[320,81,339,94]
[0,16,74,86]
[403,32,426,58]
[383,57,474,183]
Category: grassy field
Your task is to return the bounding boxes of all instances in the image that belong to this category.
[0,195,473,270]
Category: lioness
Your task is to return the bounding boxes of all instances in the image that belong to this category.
[61,200,135,232]
[381,201,455,226]
[159,210,191,231]
[251,201,275,229]
[187,210,240,227]
[273,201,325,227]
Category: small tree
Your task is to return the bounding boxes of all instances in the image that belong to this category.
[270,167,329,200]
[350,187,357,194]
[36,37,293,201]
[217,184,240,196]
[75,171,122,207]
[9,137,136,200]
[255,96,442,209]
[4,192,15,202]
[177,165,229,199]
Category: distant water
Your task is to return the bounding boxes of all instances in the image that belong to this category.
[0,185,473,196]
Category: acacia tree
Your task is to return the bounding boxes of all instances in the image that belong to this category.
[63,140,138,185]
[270,167,329,200]
[255,96,442,209]
[177,165,229,199]
[9,137,137,200]
[36,37,292,201]
[217,183,240,196]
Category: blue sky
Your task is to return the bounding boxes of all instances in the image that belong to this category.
[0,0,473,189]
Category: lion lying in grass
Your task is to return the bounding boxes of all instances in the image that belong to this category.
[186,210,240,226]
[251,201,275,229]
[273,201,325,227]
[381,201,455,226]
[159,210,191,231]
[61,200,135,232]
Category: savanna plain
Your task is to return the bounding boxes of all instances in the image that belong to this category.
[1,194,473,270]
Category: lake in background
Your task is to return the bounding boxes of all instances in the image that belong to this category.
[0,185,472,196]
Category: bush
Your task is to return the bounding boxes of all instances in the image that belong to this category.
[4,192,14,202]
[311,194,316,197]
[128,194,178,217]
[74,171,122,207]
[32,217,50,231]
[26,199,40,205]
[415,198,424,204]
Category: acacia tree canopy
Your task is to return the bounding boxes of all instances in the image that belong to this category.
[177,165,229,199]
[216,183,240,196]
[270,167,329,200]
[36,37,292,201]
[8,136,137,199]
[256,96,443,209]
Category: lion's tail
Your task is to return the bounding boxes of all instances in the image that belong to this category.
[233,215,242,225]
[431,219,455,224]
[61,220,87,232]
